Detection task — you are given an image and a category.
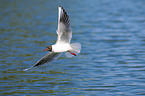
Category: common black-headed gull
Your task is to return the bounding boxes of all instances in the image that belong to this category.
[23,6,81,71]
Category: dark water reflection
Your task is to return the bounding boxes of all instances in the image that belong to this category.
[0,0,145,95]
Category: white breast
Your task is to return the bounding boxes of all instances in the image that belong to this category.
[52,43,72,53]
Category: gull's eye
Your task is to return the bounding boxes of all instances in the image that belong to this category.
[47,46,50,49]
[46,46,52,51]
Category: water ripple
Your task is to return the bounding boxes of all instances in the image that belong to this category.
[1,0,145,96]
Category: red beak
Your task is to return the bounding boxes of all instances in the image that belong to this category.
[43,48,48,51]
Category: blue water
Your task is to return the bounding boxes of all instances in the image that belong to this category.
[0,0,145,95]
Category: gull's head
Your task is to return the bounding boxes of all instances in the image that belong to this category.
[43,45,52,51]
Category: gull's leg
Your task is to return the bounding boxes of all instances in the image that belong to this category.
[68,50,77,56]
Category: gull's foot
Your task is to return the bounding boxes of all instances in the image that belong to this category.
[68,50,77,56]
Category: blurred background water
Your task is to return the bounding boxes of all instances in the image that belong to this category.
[0,0,145,95]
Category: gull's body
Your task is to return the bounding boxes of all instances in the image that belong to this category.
[23,6,81,71]
[52,43,72,52]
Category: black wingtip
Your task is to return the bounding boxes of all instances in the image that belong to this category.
[58,5,63,9]
[58,6,70,27]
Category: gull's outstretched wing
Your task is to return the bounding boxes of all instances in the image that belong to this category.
[56,6,72,44]
[23,52,62,71]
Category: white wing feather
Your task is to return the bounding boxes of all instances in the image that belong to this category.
[56,6,72,44]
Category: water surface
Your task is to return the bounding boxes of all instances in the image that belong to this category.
[0,0,145,95]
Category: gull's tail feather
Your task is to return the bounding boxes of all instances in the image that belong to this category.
[71,42,81,53]
[65,43,81,58]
